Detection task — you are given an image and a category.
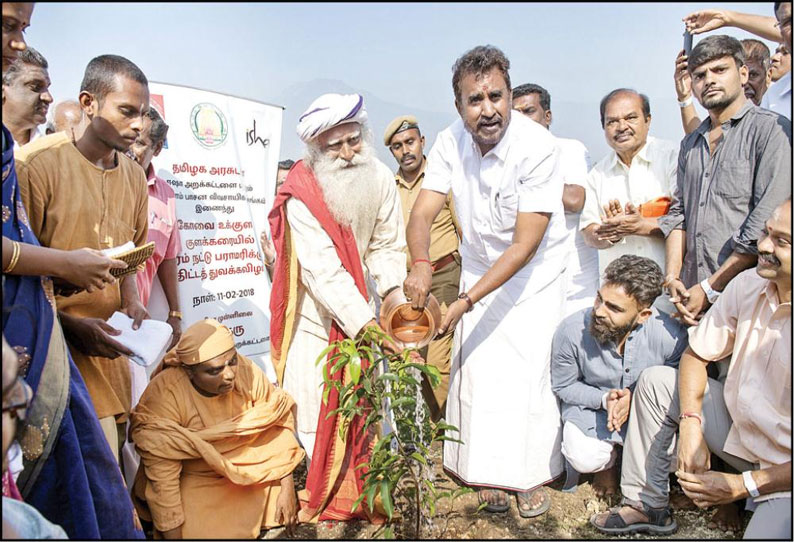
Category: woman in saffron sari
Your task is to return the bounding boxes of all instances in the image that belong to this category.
[2,122,142,538]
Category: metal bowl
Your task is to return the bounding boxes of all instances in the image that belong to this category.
[379,288,442,349]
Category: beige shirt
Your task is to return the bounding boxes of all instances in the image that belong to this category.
[579,136,679,278]
[16,132,149,420]
[395,159,460,266]
[688,269,791,499]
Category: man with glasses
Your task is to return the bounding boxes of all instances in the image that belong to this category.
[2,334,67,539]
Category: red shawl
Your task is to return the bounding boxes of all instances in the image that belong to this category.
[268,160,379,522]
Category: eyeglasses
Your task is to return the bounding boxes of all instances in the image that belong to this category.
[2,378,33,422]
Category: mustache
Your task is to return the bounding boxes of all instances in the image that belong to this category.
[401,154,416,163]
[477,115,503,129]
[759,252,780,266]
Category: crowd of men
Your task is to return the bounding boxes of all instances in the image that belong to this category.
[2,1,791,540]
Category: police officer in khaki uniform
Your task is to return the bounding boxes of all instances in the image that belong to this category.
[384,115,461,421]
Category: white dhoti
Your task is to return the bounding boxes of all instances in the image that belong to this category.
[444,266,565,491]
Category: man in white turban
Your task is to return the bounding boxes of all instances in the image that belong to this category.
[268,93,406,523]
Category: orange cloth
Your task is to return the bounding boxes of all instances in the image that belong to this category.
[130,355,305,538]
[15,132,149,421]
[163,318,235,367]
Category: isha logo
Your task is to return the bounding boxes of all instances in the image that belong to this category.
[190,103,228,149]
[245,119,270,149]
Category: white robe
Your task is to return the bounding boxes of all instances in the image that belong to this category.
[281,158,406,459]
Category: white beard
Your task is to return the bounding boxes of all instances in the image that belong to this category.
[307,134,380,235]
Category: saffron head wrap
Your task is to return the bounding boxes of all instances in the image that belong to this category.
[163,318,235,367]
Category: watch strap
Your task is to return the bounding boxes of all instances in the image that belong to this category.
[700,278,720,303]
[742,470,760,498]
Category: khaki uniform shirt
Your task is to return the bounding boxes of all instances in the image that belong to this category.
[16,132,149,421]
[395,159,460,267]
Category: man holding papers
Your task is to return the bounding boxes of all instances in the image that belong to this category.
[16,54,152,464]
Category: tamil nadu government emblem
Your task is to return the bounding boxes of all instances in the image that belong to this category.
[190,103,228,149]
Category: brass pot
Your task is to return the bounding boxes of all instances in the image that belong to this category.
[379,288,442,350]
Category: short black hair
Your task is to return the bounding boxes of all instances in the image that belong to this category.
[512,83,551,111]
[145,108,168,146]
[602,255,663,308]
[3,47,48,86]
[688,35,745,73]
[278,159,295,171]
[599,88,651,128]
[452,45,511,104]
[80,54,148,103]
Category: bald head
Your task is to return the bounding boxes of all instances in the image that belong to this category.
[49,100,88,139]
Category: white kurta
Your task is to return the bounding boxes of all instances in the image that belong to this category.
[555,136,598,318]
[422,114,567,490]
[282,158,406,459]
[579,136,679,314]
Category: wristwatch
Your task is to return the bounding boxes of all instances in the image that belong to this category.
[169,310,183,320]
[457,292,474,313]
[699,278,720,304]
[742,470,760,498]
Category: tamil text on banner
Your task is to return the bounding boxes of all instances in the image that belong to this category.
[145,82,282,378]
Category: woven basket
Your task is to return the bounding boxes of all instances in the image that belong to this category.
[110,242,155,278]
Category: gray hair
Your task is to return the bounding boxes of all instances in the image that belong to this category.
[304,122,374,166]
[3,47,48,86]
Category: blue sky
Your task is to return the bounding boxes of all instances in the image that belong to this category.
[25,2,780,160]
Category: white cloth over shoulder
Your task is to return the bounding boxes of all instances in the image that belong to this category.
[296,93,368,143]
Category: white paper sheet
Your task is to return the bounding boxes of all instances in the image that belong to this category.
[106,311,173,367]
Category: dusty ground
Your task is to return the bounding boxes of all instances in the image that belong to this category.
[263,441,747,540]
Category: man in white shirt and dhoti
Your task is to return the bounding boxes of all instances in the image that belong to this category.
[404,45,568,518]
[268,93,406,522]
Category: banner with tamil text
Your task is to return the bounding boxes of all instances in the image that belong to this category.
[145,82,281,371]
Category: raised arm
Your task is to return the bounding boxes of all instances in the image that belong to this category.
[674,50,702,135]
[683,8,783,42]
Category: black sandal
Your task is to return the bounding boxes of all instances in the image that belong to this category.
[591,505,678,535]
